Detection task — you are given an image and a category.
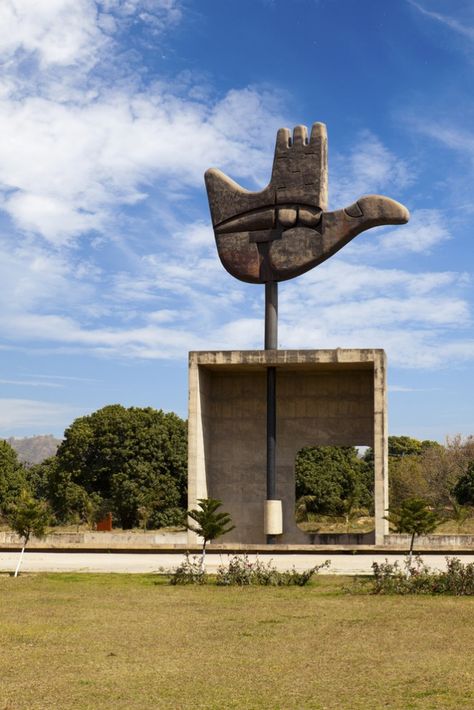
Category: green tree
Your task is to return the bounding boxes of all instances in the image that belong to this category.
[388,436,438,458]
[54,405,187,528]
[187,498,234,569]
[0,440,27,515]
[452,461,474,507]
[7,490,49,577]
[388,455,430,509]
[386,498,438,564]
[110,462,182,529]
[28,457,96,526]
[362,436,440,509]
[295,445,373,517]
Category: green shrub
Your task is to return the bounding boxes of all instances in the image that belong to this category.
[169,553,207,585]
[215,554,330,587]
[370,556,474,595]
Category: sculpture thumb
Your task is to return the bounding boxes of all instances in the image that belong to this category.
[322,195,410,259]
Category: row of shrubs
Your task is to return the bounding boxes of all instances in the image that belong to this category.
[169,553,330,586]
[167,553,474,595]
[371,556,474,595]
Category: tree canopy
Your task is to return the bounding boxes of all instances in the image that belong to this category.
[295,445,373,517]
[52,405,187,528]
[452,462,474,506]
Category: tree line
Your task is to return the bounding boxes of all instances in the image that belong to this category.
[1,404,474,531]
[295,435,474,527]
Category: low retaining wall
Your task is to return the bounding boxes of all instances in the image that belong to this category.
[0,530,187,548]
[384,534,474,550]
[2,530,474,551]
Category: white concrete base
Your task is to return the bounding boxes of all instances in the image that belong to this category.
[264,500,283,536]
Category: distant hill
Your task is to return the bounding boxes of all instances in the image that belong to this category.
[6,435,61,464]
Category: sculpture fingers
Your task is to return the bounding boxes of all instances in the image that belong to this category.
[270,122,328,209]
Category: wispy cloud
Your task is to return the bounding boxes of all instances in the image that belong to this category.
[0,0,471,382]
[330,130,412,208]
[0,398,81,435]
[409,1,474,42]
[0,378,62,388]
[0,1,286,245]
[350,209,451,258]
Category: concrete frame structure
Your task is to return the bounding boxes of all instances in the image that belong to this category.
[188,349,388,546]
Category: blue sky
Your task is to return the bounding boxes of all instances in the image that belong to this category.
[0,0,473,441]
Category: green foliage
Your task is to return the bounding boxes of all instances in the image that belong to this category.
[386,497,438,557]
[295,445,373,517]
[169,553,207,585]
[371,556,474,595]
[452,461,474,506]
[27,457,101,527]
[388,455,429,509]
[386,498,438,537]
[7,490,49,544]
[448,500,472,533]
[388,436,439,458]
[215,555,330,586]
[187,498,234,545]
[0,440,27,515]
[53,405,187,528]
[364,435,439,465]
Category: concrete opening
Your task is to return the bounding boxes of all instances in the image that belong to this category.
[294,445,375,544]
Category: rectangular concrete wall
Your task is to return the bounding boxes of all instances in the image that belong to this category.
[188,350,388,545]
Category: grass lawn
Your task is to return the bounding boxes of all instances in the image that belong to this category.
[1,574,474,709]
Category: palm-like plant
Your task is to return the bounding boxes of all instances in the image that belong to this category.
[8,490,49,577]
[386,497,438,565]
[187,498,234,570]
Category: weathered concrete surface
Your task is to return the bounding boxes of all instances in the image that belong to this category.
[0,530,187,548]
[3,532,474,552]
[188,349,388,546]
[205,123,409,283]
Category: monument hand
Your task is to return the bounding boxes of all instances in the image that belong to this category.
[205,123,409,283]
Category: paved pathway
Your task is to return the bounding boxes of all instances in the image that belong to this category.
[2,550,474,575]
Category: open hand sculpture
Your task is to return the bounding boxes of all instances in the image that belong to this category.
[205,123,409,283]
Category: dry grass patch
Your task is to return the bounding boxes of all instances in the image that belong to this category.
[1,574,474,709]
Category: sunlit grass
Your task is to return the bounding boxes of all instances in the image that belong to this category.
[1,573,474,709]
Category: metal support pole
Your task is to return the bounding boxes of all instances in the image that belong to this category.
[265,282,278,350]
[265,282,278,543]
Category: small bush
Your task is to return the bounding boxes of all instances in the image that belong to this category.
[370,556,474,595]
[215,554,330,587]
[169,554,207,585]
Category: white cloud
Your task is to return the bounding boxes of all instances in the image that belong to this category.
[410,122,474,167]
[0,0,107,68]
[342,209,451,260]
[0,0,182,70]
[329,130,412,208]
[0,0,284,244]
[0,398,80,434]
[0,379,62,388]
[409,1,474,42]
[372,209,450,254]
[0,84,285,244]
[0,0,471,380]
